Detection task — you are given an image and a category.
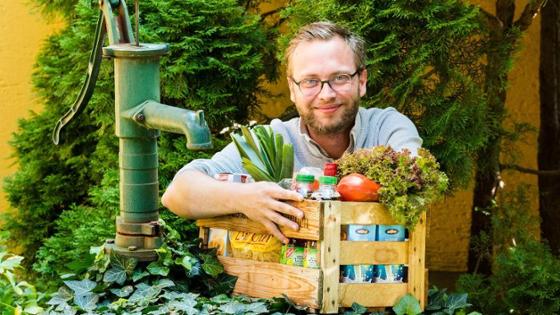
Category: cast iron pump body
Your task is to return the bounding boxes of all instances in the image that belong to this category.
[53,0,212,261]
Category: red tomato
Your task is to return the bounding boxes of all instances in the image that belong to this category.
[337,173,380,202]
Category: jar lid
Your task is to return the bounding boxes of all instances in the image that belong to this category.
[324,162,337,176]
[296,174,315,183]
[319,176,337,185]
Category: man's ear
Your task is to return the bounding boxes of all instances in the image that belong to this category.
[288,77,296,103]
[359,69,367,97]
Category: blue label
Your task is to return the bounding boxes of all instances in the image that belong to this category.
[374,264,406,283]
[376,225,405,241]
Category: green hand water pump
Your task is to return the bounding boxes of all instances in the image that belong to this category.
[53,0,212,261]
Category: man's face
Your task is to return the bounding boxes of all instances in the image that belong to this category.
[288,37,367,135]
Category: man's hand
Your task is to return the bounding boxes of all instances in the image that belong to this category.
[236,181,304,244]
[162,170,304,244]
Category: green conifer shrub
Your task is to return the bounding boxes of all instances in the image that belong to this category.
[2,0,274,285]
[279,0,489,189]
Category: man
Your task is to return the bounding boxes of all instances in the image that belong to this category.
[162,22,421,243]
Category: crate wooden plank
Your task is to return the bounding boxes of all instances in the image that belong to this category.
[339,202,397,225]
[320,201,341,314]
[339,241,408,265]
[218,256,321,309]
[199,227,209,247]
[407,212,427,309]
[196,200,321,240]
[338,283,408,307]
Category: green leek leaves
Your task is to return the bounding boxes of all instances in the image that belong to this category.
[231,126,294,182]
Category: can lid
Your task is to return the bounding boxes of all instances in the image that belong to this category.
[319,176,337,185]
[296,173,315,183]
[324,162,337,176]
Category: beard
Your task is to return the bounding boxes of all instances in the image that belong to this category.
[300,97,360,135]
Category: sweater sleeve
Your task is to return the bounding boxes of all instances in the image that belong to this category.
[376,108,423,155]
[174,142,246,179]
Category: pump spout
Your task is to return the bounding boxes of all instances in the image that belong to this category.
[124,100,212,150]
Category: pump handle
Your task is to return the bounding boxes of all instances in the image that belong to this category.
[52,12,106,145]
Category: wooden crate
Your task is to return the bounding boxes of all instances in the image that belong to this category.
[197,200,426,314]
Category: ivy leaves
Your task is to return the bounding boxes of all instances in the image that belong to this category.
[40,218,289,314]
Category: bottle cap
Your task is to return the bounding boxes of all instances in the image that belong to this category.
[324,162,337,176]
[296,173,315,183]
[319,176,337,185]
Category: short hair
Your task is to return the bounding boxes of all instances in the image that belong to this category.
[285,21,366,76]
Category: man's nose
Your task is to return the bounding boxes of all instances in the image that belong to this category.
[318,81,337,99]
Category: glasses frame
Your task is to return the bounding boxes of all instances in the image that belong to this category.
[290,69,362,97]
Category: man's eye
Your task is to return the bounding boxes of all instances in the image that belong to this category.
[333,74,351,83]
[301,79,319,87]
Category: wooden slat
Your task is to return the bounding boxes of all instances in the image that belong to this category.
[339,241,408,265]
[407,212,427,309]
[198,227,209,248]
[196,200,321,240]
[319,201,341,314]
[218,256,321,309]
[339,202,397,225]
[338,283,408,307]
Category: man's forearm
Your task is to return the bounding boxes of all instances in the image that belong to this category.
[161,170,241,219]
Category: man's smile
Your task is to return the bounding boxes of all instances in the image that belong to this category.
[314,104,341,114]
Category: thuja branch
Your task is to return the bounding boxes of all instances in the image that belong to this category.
[515,0,545,31]
[500,164,560,176]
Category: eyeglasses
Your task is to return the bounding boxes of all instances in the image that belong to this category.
[291,69,361,97]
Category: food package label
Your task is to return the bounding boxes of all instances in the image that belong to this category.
[229,231,282,262]
[376,225,406,241]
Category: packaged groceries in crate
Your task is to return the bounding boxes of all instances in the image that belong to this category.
[228,231,282,263]
[196,200,427,314]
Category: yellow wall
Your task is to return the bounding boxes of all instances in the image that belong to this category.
[0,2,63,213]
[0,1,540,272]
[426,0,540,271]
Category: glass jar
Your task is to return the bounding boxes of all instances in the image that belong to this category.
[314,175,340,200]
[294,173,315,198]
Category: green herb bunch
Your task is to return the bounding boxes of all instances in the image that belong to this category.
[337,146,449,228]
[231,125,294,182]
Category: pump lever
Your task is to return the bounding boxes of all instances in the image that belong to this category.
[52,12,106,145]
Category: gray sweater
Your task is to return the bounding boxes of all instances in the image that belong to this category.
[177,107,422,177]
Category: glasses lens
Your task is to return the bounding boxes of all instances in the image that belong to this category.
[296,71,358,96]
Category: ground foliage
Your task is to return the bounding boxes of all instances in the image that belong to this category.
[1,228,480,315]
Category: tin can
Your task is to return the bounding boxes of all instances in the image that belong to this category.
[213,173,252,183]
